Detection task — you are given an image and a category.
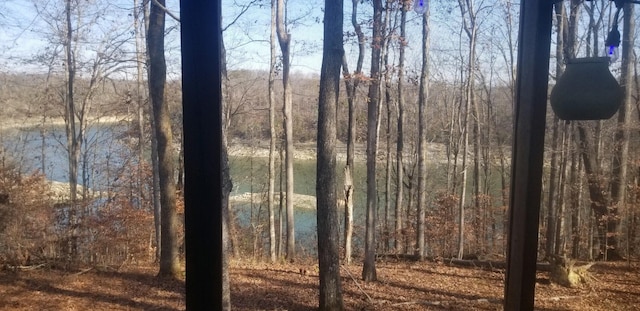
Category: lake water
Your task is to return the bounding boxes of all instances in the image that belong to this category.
[2,123,502,257]
[0,122,134,192]
[1,123,363,254]
[228,155,369,255]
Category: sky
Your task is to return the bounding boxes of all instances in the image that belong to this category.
[220,0,458,76]
[0,0,520,84]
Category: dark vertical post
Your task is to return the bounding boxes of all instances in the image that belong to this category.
[504,1,553,310]
[180,0,223,309]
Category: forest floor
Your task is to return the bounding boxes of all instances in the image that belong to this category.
[0,258,638,310]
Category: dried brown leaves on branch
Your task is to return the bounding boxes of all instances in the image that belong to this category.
[0,166,55,267]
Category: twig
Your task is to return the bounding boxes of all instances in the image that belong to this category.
[391,300,443,307]
[538,293,595,301]
[391,298,496,307]
[7,263,47,271]
[73,267,94,276]
[341,265,374,304]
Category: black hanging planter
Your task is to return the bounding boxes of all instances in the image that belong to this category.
[550,57,623,120]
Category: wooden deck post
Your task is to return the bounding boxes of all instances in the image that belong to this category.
[180,1,223,309]
[504,1,554,310]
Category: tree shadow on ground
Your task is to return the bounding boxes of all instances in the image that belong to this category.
[231,272,317,310]
[0,269,184,311]
[412,266,503,282]
[92,269,185,293]
[382,279,502,305]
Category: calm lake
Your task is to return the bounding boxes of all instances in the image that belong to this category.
[1,123,502,256]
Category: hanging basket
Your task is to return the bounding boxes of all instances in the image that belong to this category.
[550,57,623,120]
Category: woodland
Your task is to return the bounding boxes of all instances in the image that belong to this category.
[0,0,639,310]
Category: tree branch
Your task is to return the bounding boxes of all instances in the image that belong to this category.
[222,0,260,32]
[151,0,180,23]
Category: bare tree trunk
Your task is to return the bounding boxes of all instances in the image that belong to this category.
[316,1,345,307]
[64,0,80,264]
[380,4,395,254]
[577,125,622,260]
[555,122,570,255]
[416,7,430,260]
[340,53,355,263]
[546,2,566,258]
[134,0,158,262]
[569,124,582,258]
[221,132,233,311]
[573,1,632,261]
[148,0,180,278]
[363,0,383,282]
[220,20,235,310]
[276,0,295,261]
[394,2,406,258]
[220,26,240,260]
[140,0,161,263]
[150,99,162,262]
[605,2,634,261]
[278,147,284,258]
[133,0,146,208]
[340,0,364,264]
[471,84,481,254]
[546,115,561,257]
[497,0,517,255]
[267,0,278,263]
[457,0,478,259]
[384,71,392,254]
[457,105,469,260]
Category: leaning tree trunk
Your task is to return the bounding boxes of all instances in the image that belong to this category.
[577,125,622,261]
[148,0,180,278]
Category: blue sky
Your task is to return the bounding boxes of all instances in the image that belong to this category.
[0,0,520,84]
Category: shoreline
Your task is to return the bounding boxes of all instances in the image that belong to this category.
[0,115,455,163]
[0,115,132,131]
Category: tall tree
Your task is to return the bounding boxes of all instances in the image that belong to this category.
[416,2,430,260]
[363,0,383,282]
[148,0,180,278]
[394,0,407,257]
[608,1,633,260]
[316,0,345,308]
[457,0,480,259]
[221,83,233,310]
[64,0,79,262]
[341,0,365,264]
[267,0,278,263]
[574,0,630,260]
[220,12,236,311]
[56,0,126,263]
[276,0,295,261]
[546,1,566,258]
